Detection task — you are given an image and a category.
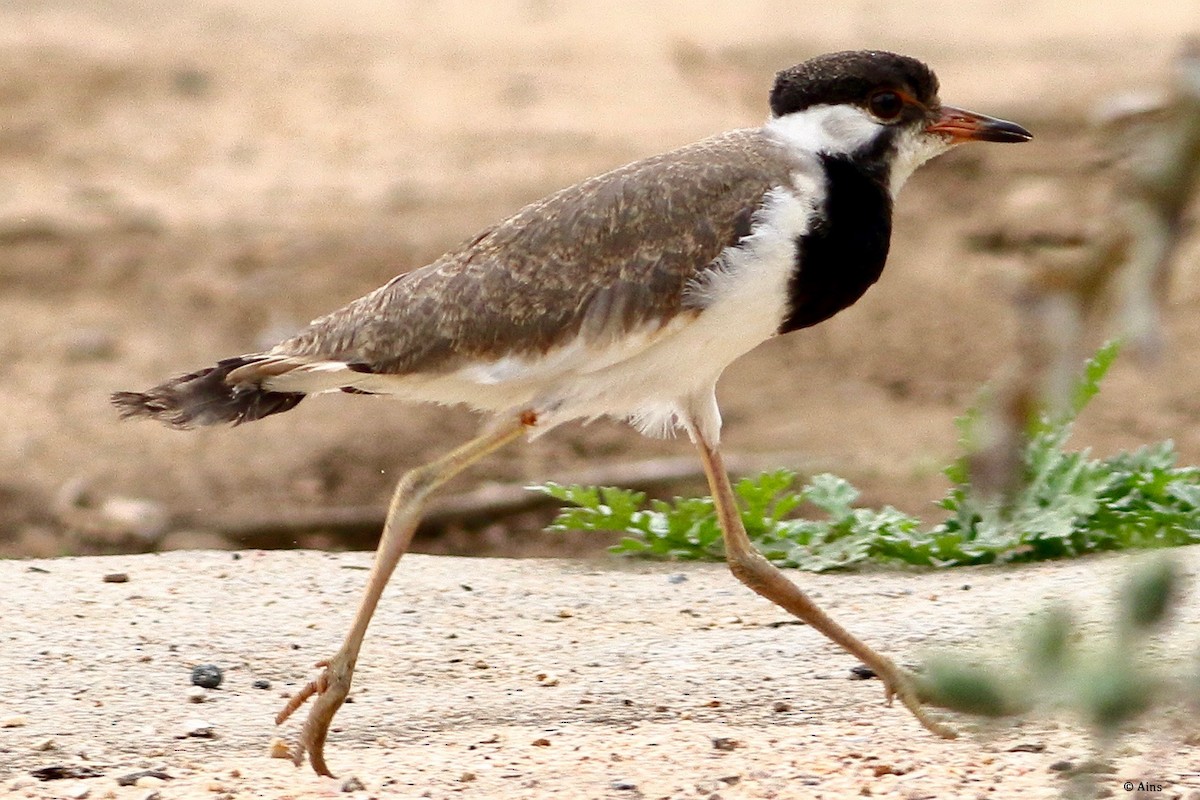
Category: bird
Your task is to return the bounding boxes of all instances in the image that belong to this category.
[113,49,1032,776]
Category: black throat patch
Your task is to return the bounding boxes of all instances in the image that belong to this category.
[779,151,893,334]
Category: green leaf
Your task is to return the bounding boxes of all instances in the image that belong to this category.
[803,473,859,518]
[1069,338,1122,421]
[919,658,1021,717]
[1120,558,1178,630]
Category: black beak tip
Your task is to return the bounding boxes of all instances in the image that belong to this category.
[980,120,1034,143]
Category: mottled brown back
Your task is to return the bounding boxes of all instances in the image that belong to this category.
[275,128,802,375]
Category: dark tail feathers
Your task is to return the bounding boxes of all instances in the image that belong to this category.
[112,356,304,429]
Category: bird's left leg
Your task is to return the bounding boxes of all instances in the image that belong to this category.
[276,411,537,776]
[689,426,955,739]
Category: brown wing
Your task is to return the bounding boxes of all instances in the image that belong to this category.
[274,128,800,375]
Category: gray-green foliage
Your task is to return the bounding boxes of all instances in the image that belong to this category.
[533,341,1200,570]
[918,557,1186,736]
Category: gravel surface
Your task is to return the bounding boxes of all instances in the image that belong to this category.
[3,548,1200,799]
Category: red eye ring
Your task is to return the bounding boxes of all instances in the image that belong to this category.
[868,90,904,120]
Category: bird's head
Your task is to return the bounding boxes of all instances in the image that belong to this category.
[767,50,1032,194]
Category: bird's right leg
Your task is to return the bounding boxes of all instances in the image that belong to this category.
[689,427,956,739]
[275,411,536,776]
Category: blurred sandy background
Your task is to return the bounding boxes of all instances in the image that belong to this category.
[2,0,1199,557]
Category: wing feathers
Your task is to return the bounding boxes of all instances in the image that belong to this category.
[273,128,800,376]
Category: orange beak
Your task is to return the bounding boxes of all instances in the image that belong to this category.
[926,105,1033,143]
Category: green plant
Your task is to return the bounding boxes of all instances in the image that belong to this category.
[919,558,1183,728]
[916,556,1194,800]
[533,341,1200,569]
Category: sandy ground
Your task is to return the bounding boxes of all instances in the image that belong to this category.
[2,548,1200,800]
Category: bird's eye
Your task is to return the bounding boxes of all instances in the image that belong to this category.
[868,90,904,120]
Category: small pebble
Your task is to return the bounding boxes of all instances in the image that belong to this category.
[772,700,792,713]
[556,608,574,618]
[252,679,271,690]
[531,737,551,746]
[1,715,29,728]
[102,572,129,584]
[190,664,223,689]
[268,738,291,759]
[848,665,876,680]
[1048,760,1073,772]
[712,737,739,751]
[341,776,365,792]
[182,719,215,738]
[64,783,90,800]
[535,673,560,687]
[32,738,56,752]
[473,660,489,670]
[186,686,207,703]
[460,772,476,783]
[140,792,162,800]
[117,770,172,787]
[30,766,103,781]
[610,779,637,791]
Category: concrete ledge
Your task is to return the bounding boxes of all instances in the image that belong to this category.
[2,548,1198,798]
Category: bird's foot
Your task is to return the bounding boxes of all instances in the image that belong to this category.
[275,651,356,777]
[876,660,958,739]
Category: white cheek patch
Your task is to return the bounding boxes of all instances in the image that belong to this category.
[765,104,883,157]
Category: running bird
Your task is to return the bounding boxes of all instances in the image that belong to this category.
[113,50,1032,776]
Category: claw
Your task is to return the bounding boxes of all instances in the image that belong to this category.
[275,652,356,777]
[878,665,957,740]
[275,677,319,726]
